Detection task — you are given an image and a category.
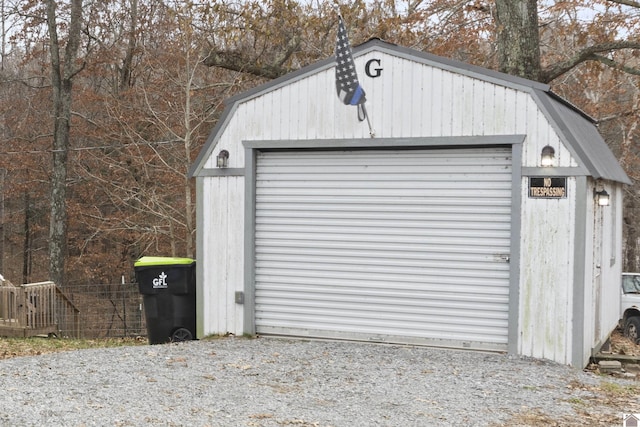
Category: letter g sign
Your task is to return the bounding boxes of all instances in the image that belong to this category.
[365,59,382,78]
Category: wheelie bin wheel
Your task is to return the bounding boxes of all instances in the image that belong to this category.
[171,327,193,342]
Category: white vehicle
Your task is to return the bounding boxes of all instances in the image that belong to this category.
[621,272,640,343]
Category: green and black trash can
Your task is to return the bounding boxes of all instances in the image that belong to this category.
[134,256,196,344]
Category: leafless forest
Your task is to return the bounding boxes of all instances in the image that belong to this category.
[1,0,640,291]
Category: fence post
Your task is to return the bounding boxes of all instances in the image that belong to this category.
[122,275,127,336]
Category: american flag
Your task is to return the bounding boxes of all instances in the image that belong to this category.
[335,17,366,106]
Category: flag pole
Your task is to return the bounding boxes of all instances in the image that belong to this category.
[360,104,375,138]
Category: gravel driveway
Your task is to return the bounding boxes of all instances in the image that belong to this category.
[0,336,636,426]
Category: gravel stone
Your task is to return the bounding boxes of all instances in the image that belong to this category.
[0,337,633,426]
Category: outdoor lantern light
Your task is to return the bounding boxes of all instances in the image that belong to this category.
[541,145,555,167]
[216,150,229,168]
[595,189,610,206]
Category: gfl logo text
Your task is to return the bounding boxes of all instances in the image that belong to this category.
[153,272,168,288]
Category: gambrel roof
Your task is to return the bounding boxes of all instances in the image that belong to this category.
[190,39,630,185]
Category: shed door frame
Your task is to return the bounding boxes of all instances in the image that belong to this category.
[243,135,524,354]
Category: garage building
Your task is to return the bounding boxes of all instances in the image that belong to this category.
[189,39,630,367]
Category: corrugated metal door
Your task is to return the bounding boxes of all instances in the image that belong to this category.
[254,147,512,350]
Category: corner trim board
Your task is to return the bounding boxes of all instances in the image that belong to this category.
[572,176,588,367]
[243,148,257,335]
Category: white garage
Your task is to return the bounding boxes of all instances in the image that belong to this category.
[189,39,630,367]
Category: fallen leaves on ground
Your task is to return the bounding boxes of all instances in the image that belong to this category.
[610,329,640,357]
[0,336,145,359]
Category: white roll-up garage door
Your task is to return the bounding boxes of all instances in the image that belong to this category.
[254,147,512,350]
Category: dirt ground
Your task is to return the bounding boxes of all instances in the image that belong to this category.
[501,329,640,426]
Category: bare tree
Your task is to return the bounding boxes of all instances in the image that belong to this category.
[492,0,640,82]
[121,0,137,91]
[494,0,541,81]
[46,0,84,286]
[70,1,231,266]
[2,0,640,284]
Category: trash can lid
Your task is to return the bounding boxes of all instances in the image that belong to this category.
[134,256,195,267]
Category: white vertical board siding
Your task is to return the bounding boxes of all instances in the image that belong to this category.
[583,179,621,360]
[254,147,512,350]
[199,176,245,337]
[595,183,623,346]
[203,51,575,169]
[606,185,625,324]
[519,178,576,364]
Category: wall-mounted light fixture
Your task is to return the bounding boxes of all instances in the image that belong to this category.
[217,150,229,168]
[595,189,610,206]
[541,145,555,167]
[594,180,610,206]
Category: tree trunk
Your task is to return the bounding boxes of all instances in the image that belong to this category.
[494,0,541,81]
[120,0,138,92]
[625,192,639,272]
[22,192,31,284]
[0,168,4,275]
[184,54,194,259]
[46,0,83,287]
